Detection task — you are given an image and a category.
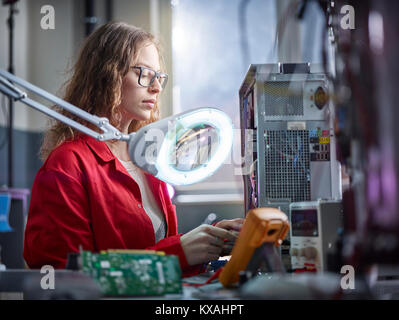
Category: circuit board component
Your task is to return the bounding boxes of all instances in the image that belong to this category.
[80,249,182,296]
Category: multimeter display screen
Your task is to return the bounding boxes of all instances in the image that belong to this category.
[291,209,318,237]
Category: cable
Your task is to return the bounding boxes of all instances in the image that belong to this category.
[0,93,9,150]
[238,0,251,71]
[273,0,301,60]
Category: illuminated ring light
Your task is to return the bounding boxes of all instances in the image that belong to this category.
[155,108,234,185]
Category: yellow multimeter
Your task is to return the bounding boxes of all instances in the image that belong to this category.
[218,207,289,287]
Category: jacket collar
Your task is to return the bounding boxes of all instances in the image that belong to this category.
[81,133,164,192]
[81,134,168,224]
[81,134,116,163]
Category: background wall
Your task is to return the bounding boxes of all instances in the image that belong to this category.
[0,0,173,192]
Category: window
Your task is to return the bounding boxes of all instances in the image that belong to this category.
[172,0,277,193]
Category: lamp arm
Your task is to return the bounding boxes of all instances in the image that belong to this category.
[0,69,130,142]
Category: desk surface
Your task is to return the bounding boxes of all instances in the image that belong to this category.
[0,270,239,300]
[2,269,399,300]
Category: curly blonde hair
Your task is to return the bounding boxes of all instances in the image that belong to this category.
[40,21,163,161]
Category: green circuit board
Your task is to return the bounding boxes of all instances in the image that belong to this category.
[80,250,182,296]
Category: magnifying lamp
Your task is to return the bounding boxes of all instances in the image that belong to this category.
[0,69,234,185]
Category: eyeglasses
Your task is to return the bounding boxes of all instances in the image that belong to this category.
[131,66,168,89]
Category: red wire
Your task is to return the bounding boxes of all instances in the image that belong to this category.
[182,267,224,287]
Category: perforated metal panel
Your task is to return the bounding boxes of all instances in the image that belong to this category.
[264,81,304,116]
[264,130,311,202]
[240,64,341,217]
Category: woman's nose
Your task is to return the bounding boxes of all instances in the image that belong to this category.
[149,77,162,93]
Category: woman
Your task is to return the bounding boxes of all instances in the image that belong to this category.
[23,22,243,277]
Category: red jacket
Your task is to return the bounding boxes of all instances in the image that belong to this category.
[23,134,201,277]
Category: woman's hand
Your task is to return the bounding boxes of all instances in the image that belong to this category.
[180,224,238,266]
[214,218,245,256]
[214,218,244,232]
